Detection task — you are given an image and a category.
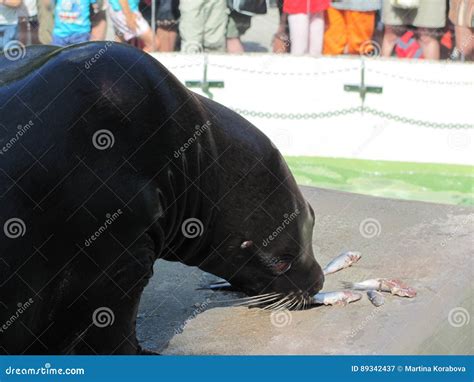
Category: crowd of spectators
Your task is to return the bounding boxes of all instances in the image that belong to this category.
[0,0,473,61]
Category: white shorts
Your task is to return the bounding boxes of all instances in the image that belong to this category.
[108,8,151,41]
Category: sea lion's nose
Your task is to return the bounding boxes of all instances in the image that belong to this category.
[311,272,325,295]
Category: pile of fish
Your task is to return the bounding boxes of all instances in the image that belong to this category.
[314,251,417,307]
[200,251,417,309]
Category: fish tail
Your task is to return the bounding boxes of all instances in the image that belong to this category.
[341,281,356,289]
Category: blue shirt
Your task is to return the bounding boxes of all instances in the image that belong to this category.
[108,0,139,13]
[53,0,96,37]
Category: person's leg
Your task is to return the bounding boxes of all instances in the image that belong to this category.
[226,38,244,53]
[202,0,228,52]
[155,0,179,51]
[381,0,410,57]
[309,12,324,55]
[30,20,40,44]
[133,12,154,52]
[226,11,249,53]
[18,20,27,45]
[346,10,376,55]
[179,0,205,52]
[91,11,107,41]
[37,0,54,44]
[417,28,440,60]
[156,26,177,51]
[382,25,399,57]
[323,7,347,55]
[454,25,474,60]
[288,13,310,54]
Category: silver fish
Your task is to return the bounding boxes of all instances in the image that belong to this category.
[312,290,363,306]
[342,278,417,298]
[323,251,362,275]
[367,290,385,307]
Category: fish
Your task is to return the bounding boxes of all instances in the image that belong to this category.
[197,280,232,291]
[322,251,362,275]
[311,290,363,306]
[342,279,417,298]
[367,290,385,307]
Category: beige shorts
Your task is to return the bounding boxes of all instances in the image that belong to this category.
[382,0,446,28]
[108,7,151,41]
[179,0,228,52]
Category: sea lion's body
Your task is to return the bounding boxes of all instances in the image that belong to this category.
[0,43,324,354]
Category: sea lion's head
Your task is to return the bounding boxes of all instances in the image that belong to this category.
[193,118,325,307]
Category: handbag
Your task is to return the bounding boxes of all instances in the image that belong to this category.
[390,0,420,9]
[228,0,267,16]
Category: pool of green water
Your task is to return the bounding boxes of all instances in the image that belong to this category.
[285,157,474,206]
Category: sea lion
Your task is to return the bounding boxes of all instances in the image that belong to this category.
[0,42,324,354]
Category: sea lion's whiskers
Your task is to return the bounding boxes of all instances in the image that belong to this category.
[240,292,282,303]
[285,297,299,311]
[268,296,295,311]
[234,293,283,307]
[263,296,289,311]
[230,292,276,301]
[234,294,281,307]
[218,293,277,304]
[279,298,295,311]
[287,297,300,311]
[295,298,304,311]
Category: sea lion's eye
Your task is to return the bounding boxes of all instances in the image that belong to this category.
[272,256,292,274]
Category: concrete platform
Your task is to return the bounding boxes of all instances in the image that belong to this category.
[136,187,473,355]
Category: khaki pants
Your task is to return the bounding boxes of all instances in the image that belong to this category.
[179,0,228,52]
